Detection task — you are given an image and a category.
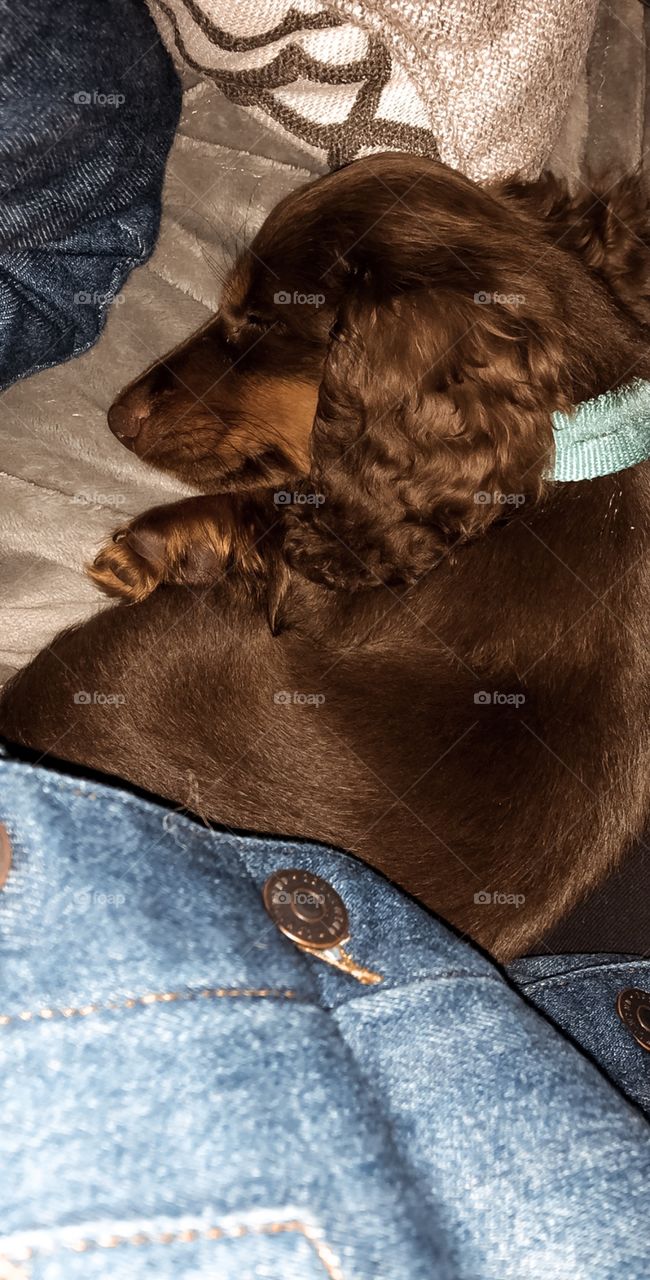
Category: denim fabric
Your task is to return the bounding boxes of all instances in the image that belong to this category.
[0,753,649,1279]
[0,0,181,389]
[508,952,650,1116]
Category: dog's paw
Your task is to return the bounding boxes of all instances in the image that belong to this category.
[87,527,164,602]
[86,494,279,603]
[86,497,238,603]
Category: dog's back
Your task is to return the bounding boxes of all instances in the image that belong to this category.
[3,452,650,961]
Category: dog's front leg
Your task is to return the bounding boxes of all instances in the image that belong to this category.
[88,492,284,603]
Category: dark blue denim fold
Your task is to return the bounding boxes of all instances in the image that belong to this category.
[0,752,648,1280]
[507,952,650,1115]
[0,0,181,388]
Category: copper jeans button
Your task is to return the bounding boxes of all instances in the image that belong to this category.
[0,824,11,890]
[616,988,650,1051]
[263,869,349,949]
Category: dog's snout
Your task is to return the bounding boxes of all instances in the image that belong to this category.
[108,358,184,449]
[107,380,157,446]
[108,401,142,442]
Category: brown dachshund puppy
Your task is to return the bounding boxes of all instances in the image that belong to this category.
[2,154,650,962]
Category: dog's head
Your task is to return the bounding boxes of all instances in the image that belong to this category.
[109,154,649,589]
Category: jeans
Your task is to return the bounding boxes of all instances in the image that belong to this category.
[0,751,648,1279]
[0,0,181,389]
[508,951,650,1114]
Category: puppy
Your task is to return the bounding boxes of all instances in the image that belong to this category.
[2,154,650,962]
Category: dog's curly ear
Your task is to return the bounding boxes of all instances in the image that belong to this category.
[284,283,570,590]
[500,172,650,328]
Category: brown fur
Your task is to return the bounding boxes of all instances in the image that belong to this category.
[3,154,650,961]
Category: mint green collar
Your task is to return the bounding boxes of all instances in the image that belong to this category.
[551,378,650,481]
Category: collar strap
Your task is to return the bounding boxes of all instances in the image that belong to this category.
[550,378,650,482]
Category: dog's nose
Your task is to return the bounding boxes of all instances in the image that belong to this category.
[107,399,148,447]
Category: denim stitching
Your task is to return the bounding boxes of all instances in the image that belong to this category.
[0,987,298,1028]
[0,1218,345,1280]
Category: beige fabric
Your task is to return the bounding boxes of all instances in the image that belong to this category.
[148,0,598,179]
